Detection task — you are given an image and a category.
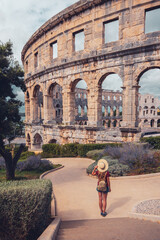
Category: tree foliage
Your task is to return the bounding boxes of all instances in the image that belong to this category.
[0,41,25,146]
[0,41,26,180]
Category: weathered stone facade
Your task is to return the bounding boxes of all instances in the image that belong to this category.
[22,0,160,150]
[139,94,160,129]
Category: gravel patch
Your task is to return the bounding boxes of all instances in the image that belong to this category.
[135,199,160,216]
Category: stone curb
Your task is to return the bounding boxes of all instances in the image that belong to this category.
[128,198,160,223]
[38,165,64,240]
[37,217,61,240]
[40,165,64,179]
[128,212,160,223]
[111,172,160,180]
[88,172,160,180]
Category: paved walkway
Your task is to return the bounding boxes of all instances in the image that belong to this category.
[44,158,160,221]
[57,218,160,240]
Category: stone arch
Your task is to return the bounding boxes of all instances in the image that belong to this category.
[136,66,160,84]
[32,84,44,122]
[48,82,63,123]
[70,78,88,125]
[98,72,123,127]
[33,133,43,149]
[138,67,160,130]
[70,78,83,93]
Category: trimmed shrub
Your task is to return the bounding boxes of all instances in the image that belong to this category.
[0,157,5,169]
[86,149,104,160]
[141,136,160,149]
[17,155,54,172]
[86,157,130,176]
[0,179,52,240]
[77,143,122,157]
[19,151,35,161]
[86,161,97,175]
[60,143,78,157]
[42,143,61,157]
[108,163,130,176]
[42,143,122,158]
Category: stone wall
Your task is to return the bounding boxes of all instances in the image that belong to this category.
[22,0,160,150]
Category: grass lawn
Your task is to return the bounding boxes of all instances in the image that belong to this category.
[0,164,61,181]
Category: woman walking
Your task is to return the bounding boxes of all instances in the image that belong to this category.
[92,159,111,217]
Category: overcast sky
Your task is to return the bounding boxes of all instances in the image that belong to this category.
[0,0,160,111]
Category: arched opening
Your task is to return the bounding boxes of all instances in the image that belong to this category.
[113,106,116,116]
[48,83,63,124]
[26,133,31,149]
[72,79,88,125]
[138,68,160,130]
[102,106,105,117]
[113,120,117,128]
[33,85,44,123]
[33,133,43,149]
[99,73,123,128]
[108,106,111,116]
[49,139,57,143]
[78,105,82,116]
[151,119,154,128]
[25,91,30,122]
[157,119,160,128]
[119,106,122,116]
[108,120,111,128]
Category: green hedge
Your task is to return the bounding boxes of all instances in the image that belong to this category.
[60,143,78,157]
[19,151,35,161]
[0,179,52,240]
[141,136,160,149]
[77,143,122,157]
[42,143,61,157]
[42,143,122,158]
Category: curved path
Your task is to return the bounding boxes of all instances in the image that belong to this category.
[44,158,160,221]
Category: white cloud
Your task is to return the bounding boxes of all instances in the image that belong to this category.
[0,0,77,112]
[0,0,77,63]
[139,69,160,98]
[102,74,122,91]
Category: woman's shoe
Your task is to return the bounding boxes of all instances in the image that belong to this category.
[101,212,104,216]
[102,212,107,217]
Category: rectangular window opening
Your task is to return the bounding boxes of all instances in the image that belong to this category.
[25,60,28,72]
[145,7,160,34]
[73,30,84,52]
[104,19,119,44]
[51,41,58,59]
[34,52,38,68]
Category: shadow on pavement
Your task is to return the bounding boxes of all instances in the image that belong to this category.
[108,197,131,214]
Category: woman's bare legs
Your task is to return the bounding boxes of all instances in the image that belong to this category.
[102,193,108,214]
[98,192,103,212]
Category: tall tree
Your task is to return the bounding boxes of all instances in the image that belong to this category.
[0,41,26,180]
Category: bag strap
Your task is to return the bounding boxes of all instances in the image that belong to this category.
[98,171,107,181]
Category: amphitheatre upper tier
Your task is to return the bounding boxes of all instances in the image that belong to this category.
[22,0,160,149]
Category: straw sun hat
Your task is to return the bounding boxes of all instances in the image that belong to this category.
[97,159,108,172]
